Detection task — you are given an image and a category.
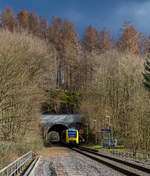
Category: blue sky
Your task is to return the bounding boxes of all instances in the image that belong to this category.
[0,0,150,37]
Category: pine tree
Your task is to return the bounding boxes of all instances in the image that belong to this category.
[143,54,150,91]
[39,17,49,39]
[48,16,63,51]
[117,21,140,55]
[82,25,100,53]
[48,17,79,89]
[17,10,29,31]
[28,11,39,35]
[139,33,150,55]
[99,27,113,53]
[0,7,16,31]
[63,19,79,59]
[62,19,79,90]
[48,17,64,87]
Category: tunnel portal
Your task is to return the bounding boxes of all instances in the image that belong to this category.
[41,114,83,144]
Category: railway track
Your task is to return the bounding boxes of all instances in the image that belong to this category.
[71,146,150,176]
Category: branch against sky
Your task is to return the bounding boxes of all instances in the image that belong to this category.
[0,0,150,36]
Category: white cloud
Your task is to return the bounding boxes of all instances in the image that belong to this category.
[135,2,150,16]
[116,1,150,30]
[62,1,150,35]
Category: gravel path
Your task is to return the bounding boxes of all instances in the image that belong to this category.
[34,149,121,176]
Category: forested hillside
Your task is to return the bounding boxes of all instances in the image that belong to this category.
[0,7,150,168]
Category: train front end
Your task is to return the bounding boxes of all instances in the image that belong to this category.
[66,128,79,145]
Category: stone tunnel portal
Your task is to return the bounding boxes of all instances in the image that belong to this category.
[41,114,83,143]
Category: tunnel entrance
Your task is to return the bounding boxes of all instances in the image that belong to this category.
[47,124,68,143]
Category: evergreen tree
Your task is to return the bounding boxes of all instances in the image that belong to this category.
[0,7,16,31]
[62,19,79,90]
[82,25,100,53]
[17,10,29,30]
[99,27,114,53]
[48,17,79,89]
[143,54,150,91]
[117,21,140,55]
[28,11,39,35]
[48,16,64,87]
[39,17,49,39]
[139,33,150,55]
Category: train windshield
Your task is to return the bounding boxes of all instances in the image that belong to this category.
[68,130,77,138]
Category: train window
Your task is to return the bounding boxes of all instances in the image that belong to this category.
[68,131,77,138]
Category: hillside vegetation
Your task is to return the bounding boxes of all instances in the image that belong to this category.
[0,30,56,168]
[80,51,150,152]
[0,7,150,168]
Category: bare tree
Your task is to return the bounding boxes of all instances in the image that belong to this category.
[0,30,56,141]
[80,50,150,151]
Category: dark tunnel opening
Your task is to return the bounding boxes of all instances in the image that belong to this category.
[47,124,68,143]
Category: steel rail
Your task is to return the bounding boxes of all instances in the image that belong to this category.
[77,146,150,173]
[111,150,150,163]
[72,146,150,176]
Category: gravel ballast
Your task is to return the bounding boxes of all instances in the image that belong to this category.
[35,150,121,176]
